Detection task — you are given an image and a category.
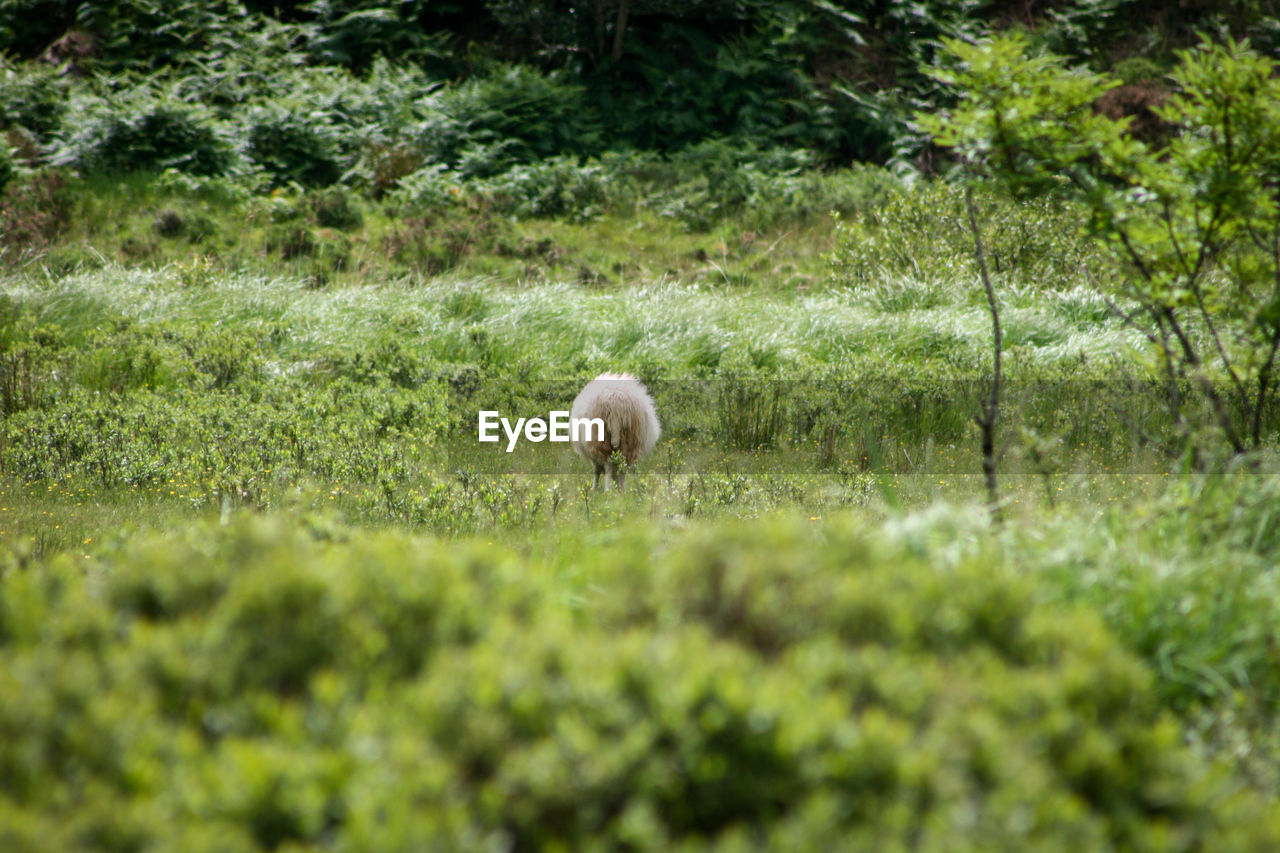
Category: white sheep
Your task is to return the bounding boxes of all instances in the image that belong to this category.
[570,373,661,491]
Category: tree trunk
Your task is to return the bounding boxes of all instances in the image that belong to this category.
[612,0,631,62]
[966,186,1003,525]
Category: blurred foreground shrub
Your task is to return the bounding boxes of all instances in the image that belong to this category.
[1,515,1277,850]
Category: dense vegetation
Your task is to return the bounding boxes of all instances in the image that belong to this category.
[4,0,1280,188]
[5,2,1280,850]
[6,512,1280,850]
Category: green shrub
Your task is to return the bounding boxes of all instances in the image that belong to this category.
[154,167,252,205]
[828,180,1105,289]
[385,163,465,212]
[0,63,67,140]
[53,91,236,177]
[643,140,809,229]
[243,104,342,188]
[1034,472,1280,717]
[556,1,867,155]
[1,515,1278,850]
[75,0,252,71]
[477,155,617,222]
[0,318,449,494]
[415,65,604,177]
[920,33,1280,456]
[391,141,898,231]
[622,140,899,231]
[264,221,315,258]
[303,185,363,230]
[303,0,453,71]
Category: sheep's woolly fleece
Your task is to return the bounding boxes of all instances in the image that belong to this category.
[570,373,661,490]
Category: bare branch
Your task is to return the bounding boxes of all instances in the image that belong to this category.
[966,185,1003,524]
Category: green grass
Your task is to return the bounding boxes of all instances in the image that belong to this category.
[5,177,1280,849]
[6,264,1137,368]
[5,169,858,292]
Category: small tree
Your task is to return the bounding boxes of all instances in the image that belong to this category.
[919,32,1280,460]
[964,183,1003,522]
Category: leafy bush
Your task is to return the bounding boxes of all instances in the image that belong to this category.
[1,514,1278,850]
[387,144,898,228]
[414,65,604,177]
[52,90,237,177]
[1032,471,1280,717]
[475,155,617,222]
[0,63,67,141]
[75,0,253,70]
[391,153,637,223]
[227,62,441,190]
[644,141,816,230]
[0,318,449,497]
[302,0,453,71]
[385,163,466,212]
[920,33,1280,456]
[828,180,1103,289]
[568,140,898,231]
[302,185,362,229]
[534,0,869,155]
[243,103,342,188]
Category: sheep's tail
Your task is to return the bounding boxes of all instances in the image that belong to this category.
[570,373,660,464]
[606,407,626,452]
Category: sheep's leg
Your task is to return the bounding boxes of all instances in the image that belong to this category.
[594,463,604,490]
[602,458,614,491]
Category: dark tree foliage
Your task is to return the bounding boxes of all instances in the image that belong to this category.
[2,0,1278,168]
[0,0,75,60]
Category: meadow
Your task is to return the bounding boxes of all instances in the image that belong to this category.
[6,4,1280,846]
[4,166,1280,850]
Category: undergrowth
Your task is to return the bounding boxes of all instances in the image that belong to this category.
[2,511,1279,851]
[4,178,1280,846]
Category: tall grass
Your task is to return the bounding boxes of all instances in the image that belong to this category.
[5,253,1280,820]
[4,265,1139,376]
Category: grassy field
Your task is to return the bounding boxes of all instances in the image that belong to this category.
[4,176,1280,849]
